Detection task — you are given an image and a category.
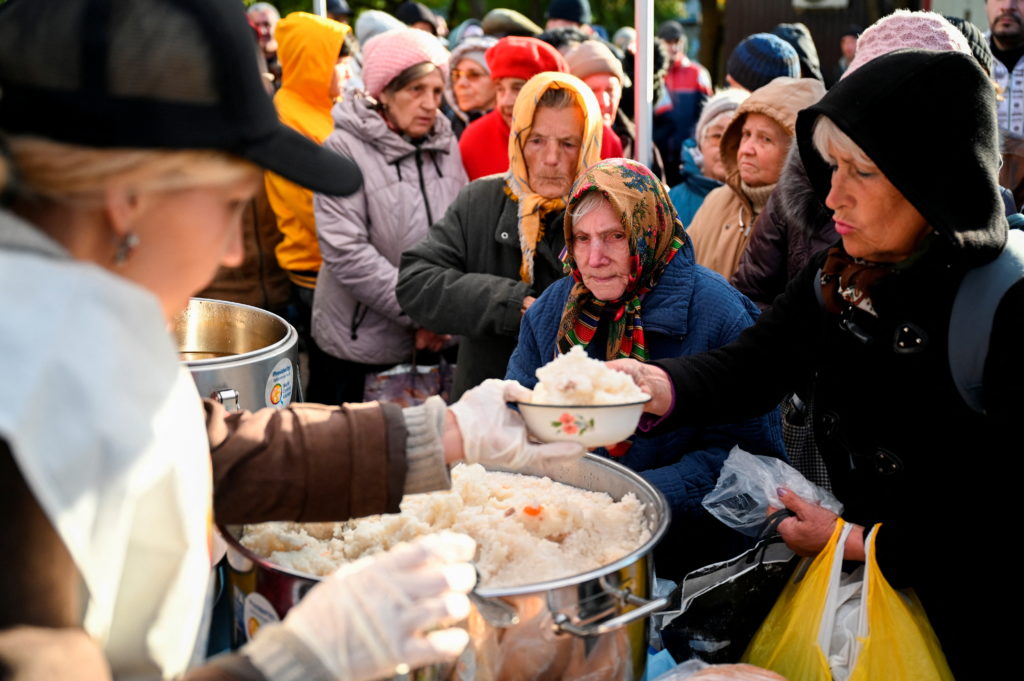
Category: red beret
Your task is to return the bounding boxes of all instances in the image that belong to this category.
[485,36,569,81]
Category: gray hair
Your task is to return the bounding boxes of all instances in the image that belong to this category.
[537,86,576,110]
[812,115,875,169]
[570,191,610,221]
[247,3,280,21]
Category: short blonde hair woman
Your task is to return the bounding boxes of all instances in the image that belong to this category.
[0,1,580,680]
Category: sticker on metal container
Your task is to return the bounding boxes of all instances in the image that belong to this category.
[264,358,294,409]
[242,592,280,641]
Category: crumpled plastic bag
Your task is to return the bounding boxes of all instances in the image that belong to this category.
[702,448,842,536]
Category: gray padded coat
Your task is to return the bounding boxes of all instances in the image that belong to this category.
[312,94,467,365]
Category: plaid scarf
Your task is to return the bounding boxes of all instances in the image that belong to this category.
[556,158,686,360]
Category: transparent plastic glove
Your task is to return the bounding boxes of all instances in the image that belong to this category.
[449,379,585,468]
[279,532,477,681]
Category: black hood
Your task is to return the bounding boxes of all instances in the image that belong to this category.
[796,49,1007,267]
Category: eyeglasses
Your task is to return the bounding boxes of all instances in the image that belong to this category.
[451,69,487,83]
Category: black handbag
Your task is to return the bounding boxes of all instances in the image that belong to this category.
[656,510,799,664]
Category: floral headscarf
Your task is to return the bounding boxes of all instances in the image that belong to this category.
[556,158,686,360]
[506,72,603,284]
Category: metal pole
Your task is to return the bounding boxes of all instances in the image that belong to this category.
[312,0,326,17]
[634,0,654,168]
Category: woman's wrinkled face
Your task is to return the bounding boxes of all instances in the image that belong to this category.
[125,175,261,320]
[523,104,584,199]
[452,58,495,113]
[825,143,931,263]
[380,69,445,139]
[736,112,789,187]
[699,112,732,182]
[571,198,632,301]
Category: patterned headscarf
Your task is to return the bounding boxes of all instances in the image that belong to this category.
[556,158,686,360]
[506,72,603,284]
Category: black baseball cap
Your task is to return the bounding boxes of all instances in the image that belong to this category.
[0,0,361,196]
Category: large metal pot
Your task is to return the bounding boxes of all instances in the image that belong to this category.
[221,454,670,680]
[172,298,301,411]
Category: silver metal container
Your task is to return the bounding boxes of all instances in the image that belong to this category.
[221,454,670,680]
[172,298,301,411]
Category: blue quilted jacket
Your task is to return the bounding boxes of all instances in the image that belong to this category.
[506,239,785,521]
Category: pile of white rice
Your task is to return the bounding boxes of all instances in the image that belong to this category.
[530,345,647,405]
[241,464,650,589]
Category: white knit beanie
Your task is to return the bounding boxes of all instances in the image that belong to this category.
[695,88,749,144]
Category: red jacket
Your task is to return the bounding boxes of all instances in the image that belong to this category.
[458,108,624,181]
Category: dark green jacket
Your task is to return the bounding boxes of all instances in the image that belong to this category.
[397,175,568,398]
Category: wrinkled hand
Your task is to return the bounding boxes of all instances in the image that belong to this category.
[449,379,585,469]
[605,359,674,416]
[771,488,864,560]
[415,328,450,353]
[277,533,477,681]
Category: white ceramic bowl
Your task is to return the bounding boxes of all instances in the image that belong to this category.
[517,397,652,448]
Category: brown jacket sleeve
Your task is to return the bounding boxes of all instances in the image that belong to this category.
[0,443,81,630]
[206,399,408,524]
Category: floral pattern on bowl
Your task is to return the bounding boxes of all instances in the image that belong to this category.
[552,412,595,436]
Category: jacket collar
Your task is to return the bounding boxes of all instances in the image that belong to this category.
[0,209,70,260]
[332,94,457,164]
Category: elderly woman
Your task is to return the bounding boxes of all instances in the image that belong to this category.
[0,1,581,679]
[506,158,784,576]
[398,72,604,398]
[614,50,1022,675]
[669,88,749,227]
[444,35,498,138]
[312,28,467,404]
[687,77,824,279]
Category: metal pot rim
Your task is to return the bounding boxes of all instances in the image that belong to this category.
[220,454,669,595]
[180,297,294,365]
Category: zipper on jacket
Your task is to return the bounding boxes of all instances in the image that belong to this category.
[351,302,370,340]
[415,148,435,225]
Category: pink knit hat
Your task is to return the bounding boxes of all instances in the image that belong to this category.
[361,27,450,99]
[842,10,971,79]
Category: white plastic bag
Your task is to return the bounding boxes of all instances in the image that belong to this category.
[702,448,842,536]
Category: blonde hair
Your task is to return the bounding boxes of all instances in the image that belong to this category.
[6,136,260,205]
[811,116,875,169]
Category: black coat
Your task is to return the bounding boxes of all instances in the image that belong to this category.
[730,146,836,309]
[654,243,1023,673]
[657,51,1023,675]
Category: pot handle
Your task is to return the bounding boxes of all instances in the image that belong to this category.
[212,388,241,411]
[552,586,669,638]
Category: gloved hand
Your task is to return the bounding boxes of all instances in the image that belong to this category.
[253,532,477,681]
[449,379,585,469]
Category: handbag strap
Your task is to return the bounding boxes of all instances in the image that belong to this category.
[745,508,796,566]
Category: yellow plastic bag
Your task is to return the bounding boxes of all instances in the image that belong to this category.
[848,525,953,681]
[739,522,843,680]
[741,520,954,681]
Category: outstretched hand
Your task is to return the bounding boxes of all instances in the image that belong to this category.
[605,359,674,416]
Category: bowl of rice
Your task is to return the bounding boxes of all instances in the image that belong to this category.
[518,346,651,448]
